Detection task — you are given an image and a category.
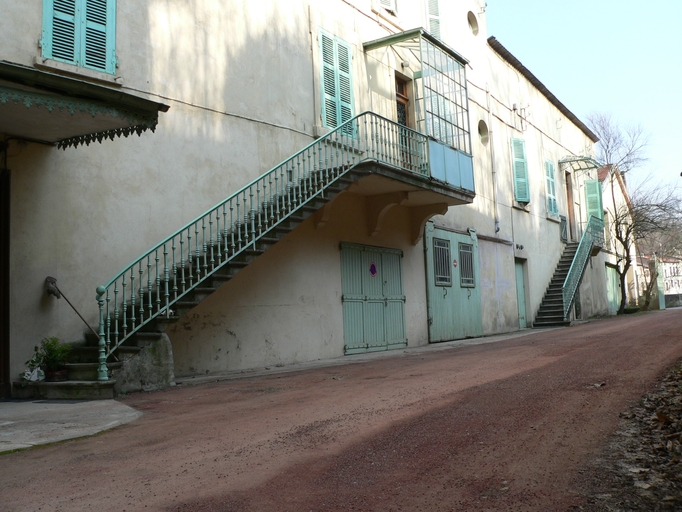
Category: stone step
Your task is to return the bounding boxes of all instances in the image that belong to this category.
[65,361,123,381]
[12,380,116,400]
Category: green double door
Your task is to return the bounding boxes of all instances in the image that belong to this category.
[341,243,407,354]
[425,224,483,342]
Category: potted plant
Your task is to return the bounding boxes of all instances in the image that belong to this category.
[25,337,71,382]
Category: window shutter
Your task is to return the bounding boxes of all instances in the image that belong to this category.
[320,33,354,132]
[83,0,115,73]
[428,0,441,40]
[512,138,530,203]
[320,33,338,128]
[42,0,116,74]
[545,161,558,215]
[336,39,353,130]
[43,0,78,63]
[585,180,604,220]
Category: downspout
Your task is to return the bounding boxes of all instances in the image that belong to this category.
[486,84,500,234]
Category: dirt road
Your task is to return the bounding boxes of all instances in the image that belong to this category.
[2,310,681,511]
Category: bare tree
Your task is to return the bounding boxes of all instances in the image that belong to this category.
[587,112,649,174]
[604,175,682,313]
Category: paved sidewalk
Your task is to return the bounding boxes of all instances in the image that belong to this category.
[0,327,549,454]
[0,399,141,453]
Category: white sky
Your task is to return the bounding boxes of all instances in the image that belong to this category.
[485,0,681,191]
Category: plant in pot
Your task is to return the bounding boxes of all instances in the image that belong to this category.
[26,337,72,382]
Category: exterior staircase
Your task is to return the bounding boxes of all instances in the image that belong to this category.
[533,215,605,328]
[533,243,578,327]
[14,112,472,399]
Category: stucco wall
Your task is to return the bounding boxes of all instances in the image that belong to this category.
[169,191,430,377]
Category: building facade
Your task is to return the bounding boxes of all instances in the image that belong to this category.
[1,0,610,397]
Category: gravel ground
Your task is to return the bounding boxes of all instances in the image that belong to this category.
[579,361,682,511]
[1,310,681,511]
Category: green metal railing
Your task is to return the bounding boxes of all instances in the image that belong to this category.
[562,215,605,320]
[95,112,429,380]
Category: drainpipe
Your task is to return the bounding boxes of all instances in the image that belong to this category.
[486,84,500,234]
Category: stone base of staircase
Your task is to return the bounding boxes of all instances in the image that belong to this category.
[11,380,116,400]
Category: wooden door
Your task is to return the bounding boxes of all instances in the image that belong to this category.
[425,225,482,342]
[341,243,406,354]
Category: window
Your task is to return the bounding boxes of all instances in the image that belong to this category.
[459,243,475,287]
[417,38,470,153]
[427,0,441,39]
[320,32,354,134]
[41,0,117,74]
[585,180,604,220]
[545,161,558,215]
[379,0,398,16]
[512,138,530,203]
[433,238,451,286]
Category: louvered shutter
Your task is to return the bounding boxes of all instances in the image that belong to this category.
[321,33,338,128]
[320,33,354,132]
[42,0,116,74]
[336,40,353,133]
[44,0,78,63]
[512,138,530,203]
[585,180,604,220]
[428,0,441,40]
[545,161,558,215]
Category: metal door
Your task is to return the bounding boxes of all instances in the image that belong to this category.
[515,260,527,328]
[341,243,406,354]
[425,224,483,342]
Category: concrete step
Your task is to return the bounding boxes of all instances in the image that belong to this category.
[12,380,116,400]
[66,361,123,381]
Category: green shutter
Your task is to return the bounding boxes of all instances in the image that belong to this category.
[42,0,116,74]
[545,161,558,215]
[428,0,441,40]
[320,32,354,132]
[43,0,78,63]
[512,138,530,203]
[585,180,604,220]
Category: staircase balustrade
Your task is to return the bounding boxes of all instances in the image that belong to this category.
[562,215,605,319]
[95,112,431,380]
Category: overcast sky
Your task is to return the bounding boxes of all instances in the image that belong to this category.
[485,0,681,190]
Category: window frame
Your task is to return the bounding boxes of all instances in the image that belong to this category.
[459,242,475,288]
[433,238,452,287]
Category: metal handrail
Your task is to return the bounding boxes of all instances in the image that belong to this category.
[94,112,430,380]
[562,215,605,320]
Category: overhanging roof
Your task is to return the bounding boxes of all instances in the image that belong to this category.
[487,37,599,143]
[0,61,169,149]
[363,28,469,66]
[559,156,602,172]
